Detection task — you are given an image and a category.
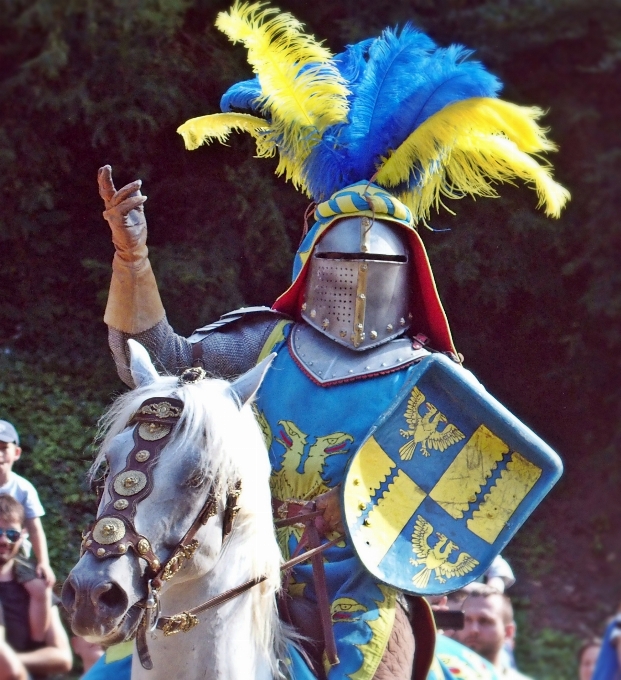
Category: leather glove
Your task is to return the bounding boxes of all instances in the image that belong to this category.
[99,165,165,333]
[98,165,148,264]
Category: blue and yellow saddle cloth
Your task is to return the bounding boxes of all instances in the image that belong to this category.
[343,353,563,595]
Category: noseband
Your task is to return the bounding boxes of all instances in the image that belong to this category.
[80,368,245,669]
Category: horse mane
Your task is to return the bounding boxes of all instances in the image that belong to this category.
[92,373,288,676]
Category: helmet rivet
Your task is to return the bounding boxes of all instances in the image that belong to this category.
[370,330,378,339]
[356,323,363,330]
[322,318,330,329]
[310,309,317,318]
[361,263,368,271]
[387,324,393,331]
[339,330,347,338]
[358,293,366,300]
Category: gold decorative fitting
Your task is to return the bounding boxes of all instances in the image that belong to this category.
[321,318,330,329]
[96,548,106,557]
[135,450,150,463]
[361,263,368,271]
[138,422,171,441]
[114,499,129,511]
[152,558,160,571]
[339,330,347,338]
[93,517,126,545]
[179,366,207,386]
[161,540,199,581]
[370,330,378,339]
[137,538,150,555]
[85,540,93,547]
[114,470,147,496]
[358,293,366,300]
[361,217,371,228]
[162,612,199,636]
[310,309,316,318]
[137,401,183,420]
[118,544,127,554]
[387,323,393,331]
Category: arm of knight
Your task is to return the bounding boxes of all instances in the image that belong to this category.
[100,166,285,387]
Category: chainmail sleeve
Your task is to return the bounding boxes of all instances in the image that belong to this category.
[109,313,284,388]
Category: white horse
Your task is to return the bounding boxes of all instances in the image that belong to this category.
[62,340,288,680]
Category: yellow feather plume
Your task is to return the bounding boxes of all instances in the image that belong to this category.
[177,112,272,155]
[215,1,349,189]
[376,97,570,220]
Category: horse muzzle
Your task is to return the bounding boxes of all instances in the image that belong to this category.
[62,553,145,642]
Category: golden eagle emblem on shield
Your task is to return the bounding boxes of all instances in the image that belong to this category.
[409,516,479,588]
[399,386,465,459]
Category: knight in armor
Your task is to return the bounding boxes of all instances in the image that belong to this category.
[98,4,568,679]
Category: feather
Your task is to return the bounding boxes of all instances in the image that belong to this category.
[215,1,349,182]
[220,77,262,113]
[176,112,272,155]
[376,97,570,219]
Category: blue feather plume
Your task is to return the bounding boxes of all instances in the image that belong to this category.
[220,77,262,113]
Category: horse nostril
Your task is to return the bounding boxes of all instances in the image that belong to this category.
[61,577,77,612]
[91,582,128,614]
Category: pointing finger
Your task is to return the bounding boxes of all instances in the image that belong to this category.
[98,165,116,203]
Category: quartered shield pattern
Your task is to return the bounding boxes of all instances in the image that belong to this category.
[342,354,563,595]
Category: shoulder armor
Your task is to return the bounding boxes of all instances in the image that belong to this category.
[188,306,292,343]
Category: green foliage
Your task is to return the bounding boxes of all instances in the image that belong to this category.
[513,615,580,680]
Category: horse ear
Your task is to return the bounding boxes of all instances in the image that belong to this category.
[128,340,160,387]
[229,353,276,408]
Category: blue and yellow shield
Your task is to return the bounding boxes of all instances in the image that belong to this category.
[342,354,562,595]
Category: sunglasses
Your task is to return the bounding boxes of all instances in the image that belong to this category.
[0,528,21,543]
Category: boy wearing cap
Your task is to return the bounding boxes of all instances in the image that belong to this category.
[0,420,55,586]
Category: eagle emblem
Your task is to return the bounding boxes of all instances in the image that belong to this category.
[409,516,479,588]
[399,386,465,459]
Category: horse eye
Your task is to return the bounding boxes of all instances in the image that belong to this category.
[186,470,205,488]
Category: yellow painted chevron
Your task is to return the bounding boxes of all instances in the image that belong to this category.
[355,470,426,569]
[429,425,509,519]
[344,436,396,520]
[467,452,542,543]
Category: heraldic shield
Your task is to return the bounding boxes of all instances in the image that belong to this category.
[342,354,563,595]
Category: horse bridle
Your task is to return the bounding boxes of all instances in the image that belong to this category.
[80,368,248,669]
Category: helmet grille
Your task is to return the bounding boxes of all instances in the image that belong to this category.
[313,262,358,323]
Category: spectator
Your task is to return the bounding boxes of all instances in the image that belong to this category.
[0,420,55,586]
[578,638,602,680]
[0,494,72,679]
[71,636,104,676]
[453,583,533,680]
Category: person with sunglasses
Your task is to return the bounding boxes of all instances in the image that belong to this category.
[0,494,72,679]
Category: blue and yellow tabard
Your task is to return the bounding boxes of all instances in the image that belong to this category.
[254,322,428,680]
[342,353,563,596]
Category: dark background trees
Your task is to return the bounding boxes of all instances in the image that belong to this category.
[1,1,619,676]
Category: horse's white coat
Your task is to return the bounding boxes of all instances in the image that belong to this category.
[87,346,287,680]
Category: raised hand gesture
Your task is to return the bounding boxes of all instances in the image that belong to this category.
[98,165,148,263]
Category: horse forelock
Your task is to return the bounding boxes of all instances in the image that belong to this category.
[90,373,287,674]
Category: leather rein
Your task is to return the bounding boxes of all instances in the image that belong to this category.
[80,367,340,670]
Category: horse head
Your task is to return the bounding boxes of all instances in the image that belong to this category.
[62,341,279,658]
